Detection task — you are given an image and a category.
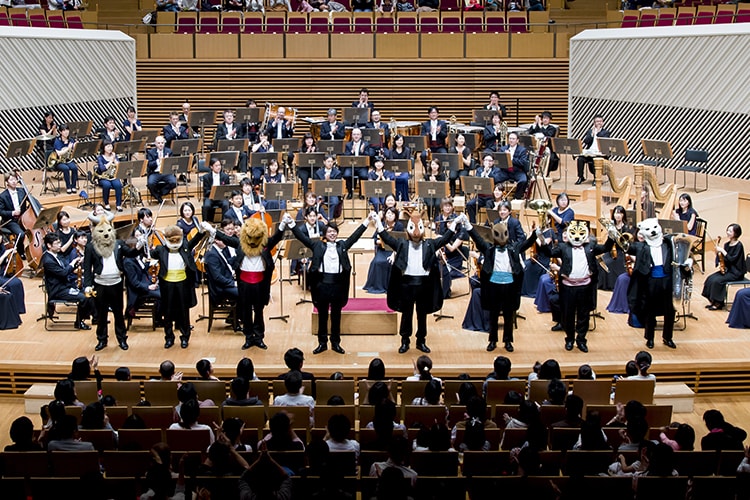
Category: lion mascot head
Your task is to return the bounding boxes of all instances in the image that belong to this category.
[88,212,116,258]
[240,217,268,257]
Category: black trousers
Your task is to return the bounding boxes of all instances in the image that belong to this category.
[94,281,127,344]
[559,282,593,344]
[314,276,347,345]
[238,280,267,344]
[398,276,432,343]
[4,220,26,253]
[643,275,675,342]
[161,279,191,342]
[487,281,516,344]
[577,156,595,178]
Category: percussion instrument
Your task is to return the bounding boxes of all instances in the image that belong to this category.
[301,117,326,141]
[392,121,421,138]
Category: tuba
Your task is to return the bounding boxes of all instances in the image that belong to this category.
[671,233,698,310]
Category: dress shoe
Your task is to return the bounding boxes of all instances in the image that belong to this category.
[94,341,107,351]
[486,341,497,352]
[398,342,410,354]
[663,339,677,349]
[242,340,252,350]
[75,321,91,330]
[331,343,345,354]
[416,342,431,353]
[646,339,654,349]
[576,342,588,353]
[565,340,574,351]
[180,339,189,348]
[255,340,268,350]
[551,323,563,332]
[313,343,328,354]
[345,193,353,200]
[47,304,56,318]
[504,342,514,352]
[118,341,129,351]
[574,177,584,185]
[164,339,174,349]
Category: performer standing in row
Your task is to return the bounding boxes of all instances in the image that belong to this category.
[497,132,529,200]
[203,216,287,350]
[702,224,745,311]
[377,212,464,354]
[464,217,536,352]
[153,224,206,349]
[537,220,614,353]
[0,172,29,261]
[420,106,448,169]
[285,212,373,355]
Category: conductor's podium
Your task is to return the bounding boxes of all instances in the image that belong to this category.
[312,298,398,335]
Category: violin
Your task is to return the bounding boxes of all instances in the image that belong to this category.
[717,236,726,275]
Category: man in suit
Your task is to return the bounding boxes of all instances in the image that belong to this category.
[320,108,345,141]
[352,87,375,110]
[313,155,342,221]
[343,127,371,199]
[482,112,506,153]
[497,132,529,200]
[0,172,29,260]
[377,212,463,354]
[41,233,92,330]
[420,106,448,169]
[527,111,560,174]
[205,219,238,303]
[224,190,255,225]
[484,90,507,117]
[146,135,177,204]
[265,106,294,140]
[366,109,390,151]
[201,157,231,222]
[122,239,161,324]
[465,154,503,223]
[162,111,189,148]
[215,109,248,173]
[576,114,611,185]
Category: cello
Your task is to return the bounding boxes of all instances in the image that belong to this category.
[15,171,46,270]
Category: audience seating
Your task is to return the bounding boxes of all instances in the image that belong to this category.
[315,379,356,404]
[314,404,356,427]
[192,380,228,405]
[403,405,449,428]
[272,379,312,399]
[101,450,151,478]
[269,404,312,429]
[117,428,163,451]
[50,450,101,477]
[101,380,142,407]
[454,427,502,450]
[77,429,116,451]
[166,428,212,452]
[570,379,611,405]
[131,405,175,430]
[143,380,179,406]
[612,379,655,405]
[412,451,460,476]
[484,380,526,405]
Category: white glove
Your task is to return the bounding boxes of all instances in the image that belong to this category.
[282,213,295,229]
[462,214,473,232]
[201,221,216,237]
[84,286,92,295]
[374,212,384,233]
[448,214,463,233]
[535,228,546,245]
[135,235,146,250]
[387,253,395,265]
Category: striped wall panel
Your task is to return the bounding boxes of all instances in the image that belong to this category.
[569,24,750,179]
[0,27,137,173]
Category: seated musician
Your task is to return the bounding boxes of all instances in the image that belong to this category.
[0,246,26,320]
[296,191,326,223]
[178,101,199,138]
[320,108,345,141]
[215,109,248,173]
[576,114,610,185]
[448,133,473,197]
[96,140,124,212]
[133,207,153,241]
[67,231,88,285]
[122,106,142,142]
[367,156,395,212]
[100,116,122,144]
[265,106,294,140]
[263,159,287,210]
[465,155,501,224]
[343,127,372,200]
[250,131,274,186]
[122,237,161,322]
[0,172,29,260]
[313,154,342,221]
[41,233,92,330]
[240,178,263,213]
[484,91,508,118]
[37,111,58,155]
[205,219,239,303]
[482,113,506,153]
[162,111,189,149]
[225,190,256,225]
[422,159,446,221]
[146,136,177,205]
[56,211,76,264]
[201,157,230,223]
[435,197,469,299]
[367,109,391,153]
[419,106,448,169]
[527,111,560,173]
[387,133,411,203]
[352,87,375,111]
[52,124,79,194]
[290,133,318,195]
[364,206,403,295]
[497,132,529,200]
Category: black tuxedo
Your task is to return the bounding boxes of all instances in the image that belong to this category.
[215,122,246,142]
[204,245,238,302]
[497,144,530,199]
[320,121,345,140]
[162,124,189,147]
[224,205,255,225]
[483,125,505,152]
[146,147,173,174]
[41,250,90,323]
[582,127,611,150]
[265,120,294,139]
[0,188,28,252]
[527,124,558,138]
[421,120,448,150]
[577,127,612,179]
[122,255,160,315]
[344,141,372,195]
[344,140,371,157]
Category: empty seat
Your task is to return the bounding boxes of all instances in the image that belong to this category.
[118,429,164,451]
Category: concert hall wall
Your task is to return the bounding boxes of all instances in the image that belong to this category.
[569,24,750,180]
[0,27,136,173]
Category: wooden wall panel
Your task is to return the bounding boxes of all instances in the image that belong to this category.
[510,33,555,58]
[286,33,330,59]
[330,34,374,59]
[150,33,194,59]
[239,34,285,59]
[465,33,509,58]
[375,34,418,58]
[195,34,239,59]
[420,33,464,59]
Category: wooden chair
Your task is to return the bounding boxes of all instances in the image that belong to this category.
[673,450,719,477]
[101,381,142,407]
[499,427,532,450]
[131,406,175,430]
[620,10,640,28]
[463,10,484,33]
[242,11,264,34]
[396,11,418,34]
[287,12,308,34]
[198,12,221,33]
[656,7,676,26]
[443,380,483,405]
[326,450,358,476]
[358,379,396,405]
[264,11,286,34]
[675,7,695,26]
[485,11,506,33]
[582,476,634,500]
[453,427,502,451]
[192,380,228,405]
[65,405,83,425]
[166,428,213,452]
[196,406,221,426]
[222,405,268,431]
[484,380,526,406]
[221,11,243,34]
[332,11,353,33]
[308,11,330,34]
[418,11,440,33]
[724,254,750,310]
[403,405,448,428]
[548,427,580,451]
[462,450,512,476]
[47,11,66,29]
[268,450,305,473]
[143,380,179,406]
[695,5,716,25]
[563,450,615,476]
[539,405,567,428]
[49,450,101,477]
[313,405,356,428]
[613,379,655,405]
[411,451,460,476]
[690,476,737,500]
[352,11,374,33]
[506,11,528,33]
[571,379,612,405]
[206,294,237,332]
[249,380,270,406]
[75,380,99,405]
[117,428,164,451]
[101,450,151,477]
[272,379,313,400]
[691,217,708,273]
[77,429,116,451]
[176,11,198,34]
[315,379,356,405]
[374,11,395,33]
[269,405,312,429]
[529,379,569,404]
[0,451,50,477]
[492,404,520,424]
[29,11,48,28]
[105,406,129,430]
[634,476,689,500]
[400,380,429,406]
[639,10,657,27]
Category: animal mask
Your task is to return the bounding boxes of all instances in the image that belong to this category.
[566,220,589,247]
[637,218,663,248]
[239,217,268,257]
[164,225,183,252]
[88,212,116,258]
[406,214,424,242]
[492,221,509,246]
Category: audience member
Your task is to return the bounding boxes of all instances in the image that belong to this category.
[168,399,215,445]
[701,409,747,451]
[277,347,317,398]
[47,414,95,451]
[369,436,417,487]
[5,416,42,451]
[258,411,305,451]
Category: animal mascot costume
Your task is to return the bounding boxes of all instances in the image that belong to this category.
[83,212,143,351]
[204,216,286,350]
[538,220,613,353]
[377,212,464,354]
[464,218,537,352]
[627,218,693,349]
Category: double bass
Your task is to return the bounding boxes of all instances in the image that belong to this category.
[15,171,47,269]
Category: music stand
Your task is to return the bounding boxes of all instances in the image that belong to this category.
[362,180,396,206]
[207,152,240,173]
[416,181,449,209]
[384,159,411,176]
[172,138,202,157]
[163,155,192,202]
[284,239,314,305]
[132,130,159,145]
[550,137,583,190]
[264,182,296,208]
[460,176,494,224]
[188,110,217,150]
[640,139,673,185]
[361,128,384,149]
[448,132,480,152]
[317,140,345,155]
[433,153,461,193]
[237,107,260,125]
[272,138,301,155]
[473,109,495,126]
[343,107,370,126]
[312,179,345,220]
[114,139,146,160]
[342,155,370,220]
[210,184,240,207]
[516,134,537,150]
[72,139,102,160]
[116,160,146,218]
[295,152,327,184]
[404,135,428,153]
[5,138,36,158]
[67,120,93,139]
[249,152,279,178]
[597,138,629,158]
[492,151,512,171]
[34,206,61,230]
[216,139,249,153]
